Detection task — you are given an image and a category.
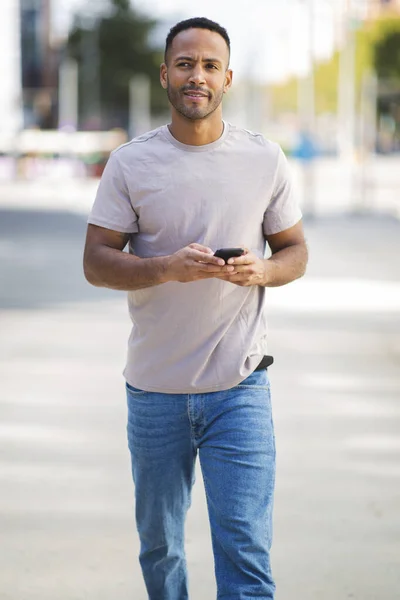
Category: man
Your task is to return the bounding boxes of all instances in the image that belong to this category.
[83,16,308,600]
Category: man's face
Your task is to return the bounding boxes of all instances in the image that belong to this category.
[160,28,232,121]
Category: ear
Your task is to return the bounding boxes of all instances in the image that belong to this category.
[160,63,168,89]
[223,69,233,94]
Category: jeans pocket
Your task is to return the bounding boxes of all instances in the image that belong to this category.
[126,382,148,395]
[237,369,270,390]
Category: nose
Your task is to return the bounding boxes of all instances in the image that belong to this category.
[189,65,206,86]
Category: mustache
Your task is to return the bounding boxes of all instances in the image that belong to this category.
[181,86,211,96]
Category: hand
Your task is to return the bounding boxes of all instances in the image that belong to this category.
[167,243,235,283]
[216,248,271,287]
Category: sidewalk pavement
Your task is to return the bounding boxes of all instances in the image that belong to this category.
[0,200,399,599]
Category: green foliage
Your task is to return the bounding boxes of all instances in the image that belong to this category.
[374,31,400,79]
[269,14,400,118]
[269,78,298,116]
[313,52,339,114]
[67,0,168,129]
[371,15,400,81]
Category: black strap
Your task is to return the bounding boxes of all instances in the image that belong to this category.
[254,355,274,371]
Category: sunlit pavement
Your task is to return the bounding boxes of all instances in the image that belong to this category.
[0,207,399,600]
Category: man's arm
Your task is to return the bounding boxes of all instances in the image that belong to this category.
[262,220,308,287]
[83,224,234,291]
[217,221,308,288]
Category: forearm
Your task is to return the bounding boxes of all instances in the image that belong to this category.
[84,245,170,291]
[263,242,308,287]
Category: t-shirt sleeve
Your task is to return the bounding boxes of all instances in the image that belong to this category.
[87,151,139,233]
[263,146,302,236]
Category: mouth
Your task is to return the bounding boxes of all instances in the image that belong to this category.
[183,90,209,100]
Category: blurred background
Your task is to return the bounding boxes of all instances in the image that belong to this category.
[1,0,400,214]
[1,1,399,599]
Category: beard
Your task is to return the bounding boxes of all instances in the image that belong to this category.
[166,83,224,121]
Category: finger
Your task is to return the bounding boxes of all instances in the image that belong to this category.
[199,263,235,273]
[227,253,255,265]
[223,267,254,279]
[225,267,247,275]
[189,243,214,254]
[213,268,238,278]
[190,249,225,266]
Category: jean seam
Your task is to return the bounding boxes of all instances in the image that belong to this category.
[201,395,206,438]
[187,395,197,449]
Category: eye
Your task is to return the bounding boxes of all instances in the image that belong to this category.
[177,62,191,68]
[206,64,218,70]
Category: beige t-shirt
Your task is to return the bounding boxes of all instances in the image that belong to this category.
[88,122,302,393]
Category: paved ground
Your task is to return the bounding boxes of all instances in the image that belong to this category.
[0,206,400,599]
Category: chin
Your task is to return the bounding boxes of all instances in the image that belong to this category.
[176,107,207,121]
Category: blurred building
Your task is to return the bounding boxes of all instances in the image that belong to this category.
[0,0,23,135]
[20,0,59,129]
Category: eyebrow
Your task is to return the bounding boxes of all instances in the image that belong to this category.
[174,56,223,65]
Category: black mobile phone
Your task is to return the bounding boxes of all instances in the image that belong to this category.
[214,247,244,262]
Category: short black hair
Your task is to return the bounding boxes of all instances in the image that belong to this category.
[164,17,231,63]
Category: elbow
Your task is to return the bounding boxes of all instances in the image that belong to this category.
[299,265,307,281]
[83,263,98,287]
[83,255,102,287]
[298,242,309,279]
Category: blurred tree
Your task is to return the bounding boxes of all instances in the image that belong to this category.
[67,0,167,130]
[371,17,400,81]
[374,30,400,79]
[269,14,400,119]
[369,16,400,150]
[269,78,297,117]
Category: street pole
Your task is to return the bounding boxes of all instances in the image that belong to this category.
[337,0,357,161]
[336,0,356,213]
[80,17,101,129]
[297,0,317,217]
[358,70,378,211]
[298,0,316,134]
[58,58,78,131]
[129,75,151,138]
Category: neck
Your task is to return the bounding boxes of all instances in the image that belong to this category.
[168,110,224,146]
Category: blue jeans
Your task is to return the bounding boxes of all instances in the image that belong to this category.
[126,369,276,600]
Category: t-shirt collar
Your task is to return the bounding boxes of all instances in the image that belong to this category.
[162,121,229,152]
